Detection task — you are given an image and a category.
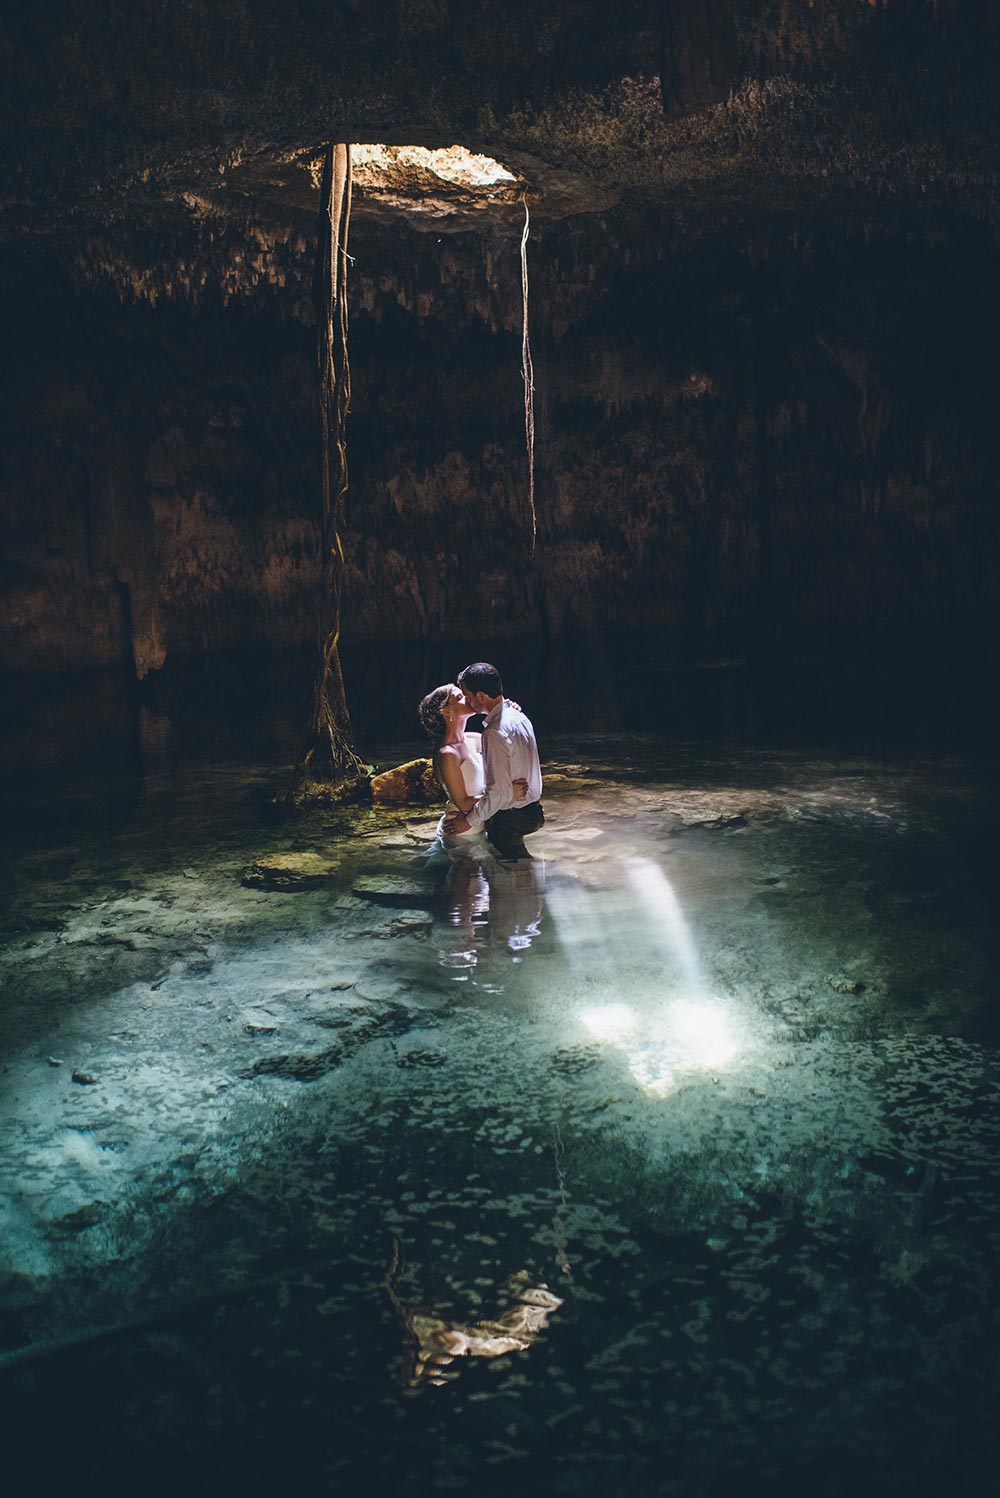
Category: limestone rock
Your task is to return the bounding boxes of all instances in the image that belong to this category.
[348,908,432,939]
[829,975,866,995]
[542,773,598,791]
[242,852,340,890]
[370,759,442,806]
[277,775,371,812]
[388,910,434,935]
[352,874,436,904]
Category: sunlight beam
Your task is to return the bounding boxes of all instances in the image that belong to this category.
[625,857,702,986]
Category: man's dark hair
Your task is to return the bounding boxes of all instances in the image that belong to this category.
[458,662,503,698]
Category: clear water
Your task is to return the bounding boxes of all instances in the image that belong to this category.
[1,741,997,1496]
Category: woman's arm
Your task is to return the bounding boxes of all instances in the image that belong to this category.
[436,748,475,814]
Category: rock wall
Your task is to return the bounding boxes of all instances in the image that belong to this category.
[2,3,998,768]
[2,207,996,693]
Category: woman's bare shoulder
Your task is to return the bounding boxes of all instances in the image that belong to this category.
[437,743,460,760]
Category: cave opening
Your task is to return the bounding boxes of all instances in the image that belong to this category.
[351,142,519,192]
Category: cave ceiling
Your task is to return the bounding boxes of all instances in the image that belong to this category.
[2,1,999,274]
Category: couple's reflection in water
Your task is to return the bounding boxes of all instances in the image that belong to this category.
[435,844,545,991]
[386,842,558,1389]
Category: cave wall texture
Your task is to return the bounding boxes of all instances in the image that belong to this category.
[4,214,997,673]
[2,1,999,764]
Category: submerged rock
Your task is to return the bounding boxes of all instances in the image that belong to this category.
[829,976,866,995]
[352,874,436,903]
[246,1001,416,1080]
[242,852,340,890]
[388,910,434,935]
[247,1047,343,1082]
[370,759,442,806]
[57,1203,104,1231]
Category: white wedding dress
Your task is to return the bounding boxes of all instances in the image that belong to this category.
[436,749,487,850]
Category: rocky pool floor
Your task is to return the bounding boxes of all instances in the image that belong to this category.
[0,739,997,1496]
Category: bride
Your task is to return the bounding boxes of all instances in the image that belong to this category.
[418,683,525,847]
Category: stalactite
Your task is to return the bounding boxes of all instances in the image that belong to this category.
[520,194,537,554]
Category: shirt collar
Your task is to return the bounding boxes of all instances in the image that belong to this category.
[484,699,504,729]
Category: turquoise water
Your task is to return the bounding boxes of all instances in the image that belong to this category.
[1,743,997,1496]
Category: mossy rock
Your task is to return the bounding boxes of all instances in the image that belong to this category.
[370,758,442,806]
[242,852,341,890]
[275,775,371,812]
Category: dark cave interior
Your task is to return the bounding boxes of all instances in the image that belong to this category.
[3,0,999,770]
[1,7,999,1498]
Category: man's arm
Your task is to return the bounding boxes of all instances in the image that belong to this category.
[444,761,529,834]
[465,728,516,832]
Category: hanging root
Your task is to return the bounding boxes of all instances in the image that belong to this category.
[283,142,368,802]
[520,193,537,555]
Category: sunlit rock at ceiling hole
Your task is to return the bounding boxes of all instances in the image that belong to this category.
[351,143,517,188]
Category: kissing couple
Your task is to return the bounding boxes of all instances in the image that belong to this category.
[418,662,544,861]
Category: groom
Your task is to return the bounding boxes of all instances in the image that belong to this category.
[444,661,544,859]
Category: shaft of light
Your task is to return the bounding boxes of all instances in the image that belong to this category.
[625,857,702,987]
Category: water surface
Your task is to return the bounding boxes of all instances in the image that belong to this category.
[1,741,996,1496]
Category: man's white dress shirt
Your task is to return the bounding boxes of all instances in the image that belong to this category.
[465,699,543,833]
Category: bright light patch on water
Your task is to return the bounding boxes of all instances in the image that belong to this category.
[580,995,740,1097]
[573,858,737,1094]
[552,850,741,1094]
[579,1003,638,1043]
[667,996,739,1069]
